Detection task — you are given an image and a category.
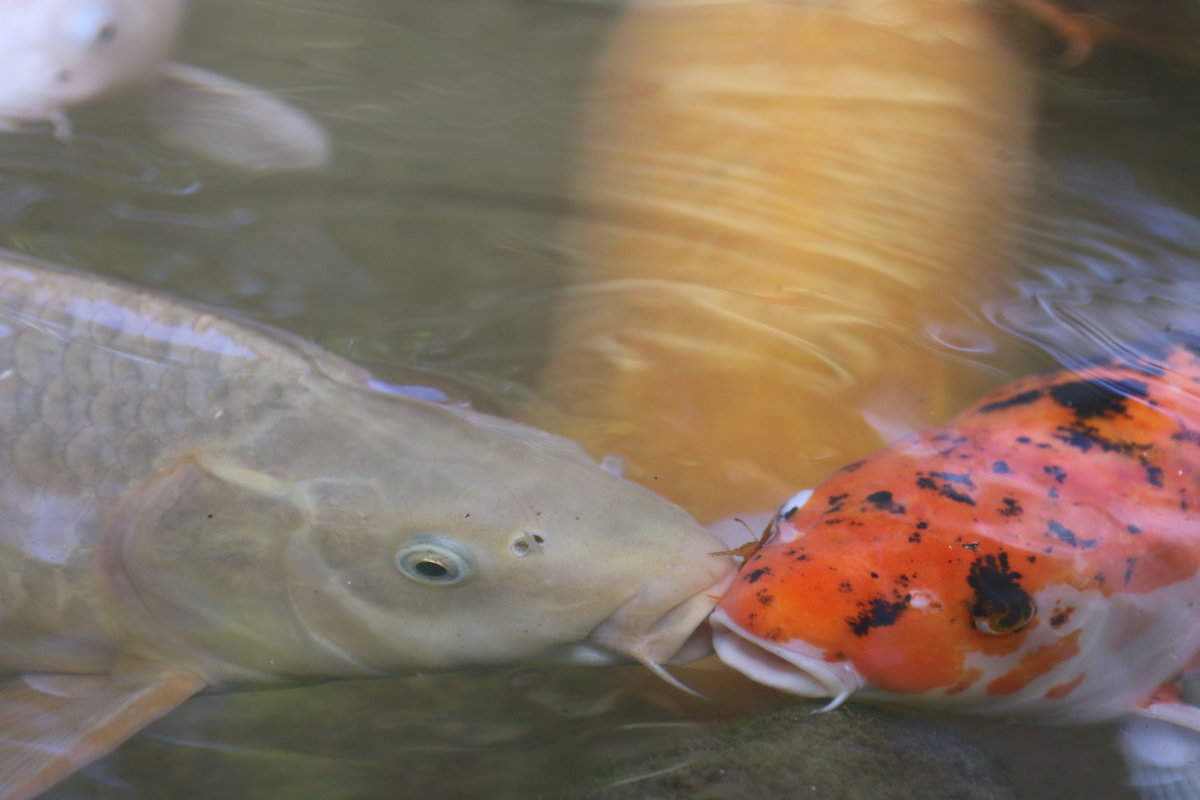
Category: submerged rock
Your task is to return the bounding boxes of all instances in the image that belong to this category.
[571,702,1016,800]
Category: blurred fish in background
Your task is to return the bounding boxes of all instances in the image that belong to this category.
[0,0,330,170]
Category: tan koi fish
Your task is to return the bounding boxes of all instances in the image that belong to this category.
[0,249,732,800]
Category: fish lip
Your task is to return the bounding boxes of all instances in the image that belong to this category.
[709,608,863,709]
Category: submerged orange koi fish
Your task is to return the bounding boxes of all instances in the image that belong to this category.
[712,341,1200,791]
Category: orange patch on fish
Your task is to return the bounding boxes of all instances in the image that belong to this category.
[986,629,1082,696]
[1044,673,1087,700]
[944,667,985,697]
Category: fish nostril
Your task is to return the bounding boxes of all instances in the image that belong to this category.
[510,532,548,558]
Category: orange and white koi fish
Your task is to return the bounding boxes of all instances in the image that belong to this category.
[711,341,1200,794]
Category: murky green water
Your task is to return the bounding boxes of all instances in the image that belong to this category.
[3,1,1199,798]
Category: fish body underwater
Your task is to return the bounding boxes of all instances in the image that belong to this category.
[711,341,1200,794]
[0,0,329,169]
[0,249,731,800]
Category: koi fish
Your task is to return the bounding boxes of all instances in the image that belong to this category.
[526,0,1031,524]
[0,0,329,170]
[712,341,1200,796]
[0,248,732,800]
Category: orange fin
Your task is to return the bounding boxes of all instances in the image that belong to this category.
[0,663,206,800]
[1009,0,1114,66]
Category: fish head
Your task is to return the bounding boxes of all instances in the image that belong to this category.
[0,0,185,118]
[117,390,733,684]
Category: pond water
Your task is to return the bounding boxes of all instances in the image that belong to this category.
[3,1,1199,798]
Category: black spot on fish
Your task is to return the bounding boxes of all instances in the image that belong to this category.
[978,389,1043,413]
[1172,429,1200,446]
[1052,427,1097,453]
[1053,424,1147,457]
[1049,607,1073,628]
[744,568,772,584]
[992,461,1011,474]
[755,589,774,606]
[1127,524,1142,535]
[941,486,977,505]
[1044,465,1067,483]
[846,595,910,637]
[966,551,1035,634]
[1124,557,1138,586]
[998,497,1023,517]
[828,493,848,506]
[917,521,929,529]
[915,472,977,506]
[1046,520,1097,549]
[865,490,906,514]
[781,505,800,521]
[1047,378,1148,421]
[1146,465,1164,487]
[908,530,923,543]
[838,581,853,593]
[1017,436,1032,444]
[932,471,976,488]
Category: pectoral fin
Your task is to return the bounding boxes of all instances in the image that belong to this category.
[1122,697,1200,800]
[0,663,206,800]
[145,62,331,171]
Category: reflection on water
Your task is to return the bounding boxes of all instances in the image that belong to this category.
[0,0,1196,798]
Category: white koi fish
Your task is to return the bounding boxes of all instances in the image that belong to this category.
[0,0,330,170]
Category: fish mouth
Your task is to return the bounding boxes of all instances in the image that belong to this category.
[709,608,863,710]
[550,571,734,694]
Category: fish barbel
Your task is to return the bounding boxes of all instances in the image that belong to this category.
[0,249,732,799]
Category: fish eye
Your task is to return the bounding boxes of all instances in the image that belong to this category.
[395,536,471,585]
[64,2,120,47]
[973,603,1036,635]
